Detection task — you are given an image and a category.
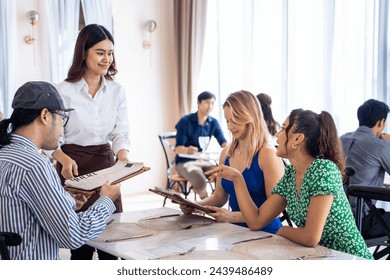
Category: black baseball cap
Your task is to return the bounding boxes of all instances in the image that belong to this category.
[12,81,74,112]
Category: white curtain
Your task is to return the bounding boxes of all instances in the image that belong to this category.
[197,0,390,135]
[40,0,80,84]
[81,0,113,34]
[0,0,16,118]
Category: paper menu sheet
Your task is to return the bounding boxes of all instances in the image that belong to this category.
[65,161,144,191]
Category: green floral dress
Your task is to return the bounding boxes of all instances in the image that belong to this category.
[272,159,373,259]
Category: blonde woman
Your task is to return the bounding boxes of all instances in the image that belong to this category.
[181,90,285,233]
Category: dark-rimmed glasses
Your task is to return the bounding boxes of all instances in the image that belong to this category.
[49,110,70,127]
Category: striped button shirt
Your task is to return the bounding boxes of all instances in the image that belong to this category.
[0,134,115,259]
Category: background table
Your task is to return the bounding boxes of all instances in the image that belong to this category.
[88,207,362,260]
[178,152,220,163]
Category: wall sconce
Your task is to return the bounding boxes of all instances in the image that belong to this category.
[24,10,39,45]
[143,20,157,49]
[24,10,39,65]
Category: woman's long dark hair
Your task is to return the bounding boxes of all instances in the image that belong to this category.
[284,109,345,174]
[256,93,280,136]
[66,24,118,82]
[0,109,41,148]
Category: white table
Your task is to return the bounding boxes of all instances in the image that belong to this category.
[87,207,362,260]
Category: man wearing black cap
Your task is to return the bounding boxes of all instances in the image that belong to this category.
[0,81,121,259]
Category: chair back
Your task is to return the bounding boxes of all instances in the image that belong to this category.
[343,166,355,200]
[0,232,22,260]
[158,132,179,186]
[347,184,390,259]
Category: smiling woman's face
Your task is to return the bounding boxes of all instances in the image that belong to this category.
[84,39,114,77]
[224,106,247,140]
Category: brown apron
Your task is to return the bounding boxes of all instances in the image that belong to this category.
[57,143,123,213]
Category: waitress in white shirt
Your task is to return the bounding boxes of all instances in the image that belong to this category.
[52,24,130,260]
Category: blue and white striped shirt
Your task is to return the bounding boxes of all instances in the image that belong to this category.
[0,134,115,260]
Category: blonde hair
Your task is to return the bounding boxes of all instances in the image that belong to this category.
[223,90,269,168]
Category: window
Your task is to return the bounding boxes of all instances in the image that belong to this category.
[197,0,390,136]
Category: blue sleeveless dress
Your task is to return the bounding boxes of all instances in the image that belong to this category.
[222,152,282,234]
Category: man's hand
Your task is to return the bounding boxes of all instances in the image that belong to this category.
[187,146,198,154]
[380,133,390,143]
[100,180,121,202]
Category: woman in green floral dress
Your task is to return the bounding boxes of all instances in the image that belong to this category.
[206,109,373,259]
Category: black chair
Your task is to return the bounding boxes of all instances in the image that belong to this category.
[0,232,22,260]
[347,184,390,259]
[280,210,294,227]
[343,166,355,200]
[158,132,194,205]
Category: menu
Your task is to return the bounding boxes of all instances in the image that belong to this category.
[149,186,216,214]
[65,161,149,191]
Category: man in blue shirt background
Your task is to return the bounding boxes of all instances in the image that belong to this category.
[175,91,227,199]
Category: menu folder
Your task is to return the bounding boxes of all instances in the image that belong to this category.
[65,161,150,192]
[149,186,216,214]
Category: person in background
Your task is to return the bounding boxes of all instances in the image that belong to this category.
[0,111,3,120]
[340,99,390,239]
[256,93,281,145]
[206,109,373,259]
[50,24,130,260]
[0,81,120,260]
[181,90,285,234]
[175,91,227,199]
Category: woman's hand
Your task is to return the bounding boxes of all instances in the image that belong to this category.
[204,164,242,182]
[116,149,129,162]
[205,206,235,223]
[179,204,194,215]
[59,155,78,179]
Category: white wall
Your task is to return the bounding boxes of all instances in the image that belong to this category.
[11,0,181,196]
[112,0,180,194]
[14,0,45,86]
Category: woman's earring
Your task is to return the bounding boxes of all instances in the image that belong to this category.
[292,143,297,149]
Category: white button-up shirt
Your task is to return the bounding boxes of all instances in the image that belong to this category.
[55,78,130,155]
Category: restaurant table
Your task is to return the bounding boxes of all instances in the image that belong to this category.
[87,207,363,260]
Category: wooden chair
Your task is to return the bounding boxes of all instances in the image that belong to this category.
[0,232,22,260]
[158,132,193,205]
